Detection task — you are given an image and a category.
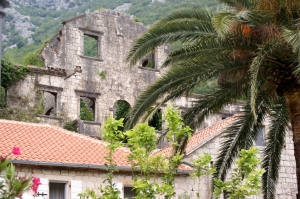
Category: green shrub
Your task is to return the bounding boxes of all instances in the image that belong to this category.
[63,120,78,132]
[21,50,44,67]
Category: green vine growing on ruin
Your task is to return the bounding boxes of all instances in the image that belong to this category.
[0,88,44,123]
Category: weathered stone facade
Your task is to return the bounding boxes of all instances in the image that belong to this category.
[7,9,169,137]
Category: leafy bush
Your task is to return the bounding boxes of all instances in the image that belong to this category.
[63,120,78,132]
[21,50,44,67]
[1,59,30,88]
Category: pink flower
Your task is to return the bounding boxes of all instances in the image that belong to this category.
[31,177,41,194]
[12,147,21,155]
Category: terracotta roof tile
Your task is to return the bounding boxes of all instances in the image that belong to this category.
[156,114,239,156]
[0,120,130,167]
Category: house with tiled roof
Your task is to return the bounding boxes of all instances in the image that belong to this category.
[1,112,297,199]
[0,119,193,199]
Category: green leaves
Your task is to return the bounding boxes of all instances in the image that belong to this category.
[1,59,30,88]
[214,147,265,199]
[0,160,32,199]
[126,123,157,152]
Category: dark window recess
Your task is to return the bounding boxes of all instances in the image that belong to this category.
[124,187,137,199]
[141,52,155,69]
[148,109,162,131]
[49,182,66,199]
[255,127,265,147]
[84,34,98,58]
[80,97,95,121]
[43,91,57,116]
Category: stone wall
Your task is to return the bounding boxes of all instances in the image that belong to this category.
[184,124,298,199]
[17,165,194,199]
[7,9,169,137]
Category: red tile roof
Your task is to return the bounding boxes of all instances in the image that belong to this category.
[0,120,193,172]
[156,114,239,156]
[0,120,131,167]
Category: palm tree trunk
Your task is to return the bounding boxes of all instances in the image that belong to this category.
[284,88,300,198]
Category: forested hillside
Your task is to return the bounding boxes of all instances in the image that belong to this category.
[3,0,221,63]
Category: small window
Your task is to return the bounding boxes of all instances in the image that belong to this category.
[43,91,57,116]
[49,182,66,199]
[124,186,137,199]
[141,52,156,69]
[255,126,265,147]
[80,97,95,121]
[79,27,103,60]
[83,34,98,58]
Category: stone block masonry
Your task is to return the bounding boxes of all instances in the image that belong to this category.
[7,9,169,137]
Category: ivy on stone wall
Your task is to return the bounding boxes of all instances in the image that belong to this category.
[1,59,30,88]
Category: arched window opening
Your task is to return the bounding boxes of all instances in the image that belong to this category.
[113,100,131,121]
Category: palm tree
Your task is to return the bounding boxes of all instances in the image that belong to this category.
[125,0,300,198]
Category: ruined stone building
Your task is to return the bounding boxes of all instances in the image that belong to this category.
[7,9,170,137]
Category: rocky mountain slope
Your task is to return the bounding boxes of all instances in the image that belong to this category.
[3,0,221,63]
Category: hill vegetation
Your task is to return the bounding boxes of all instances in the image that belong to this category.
[2,0,222,94]
[3,0,221,63]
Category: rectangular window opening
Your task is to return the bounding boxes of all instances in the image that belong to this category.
[83,34,98,58]
[43,91,57,117]
[255,126,265,147]
[80,96,95,121]
[124,186,137,199]
[49,182,67,199]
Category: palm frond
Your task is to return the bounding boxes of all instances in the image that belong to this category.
[250,43,274,122]
[212,12,236,39]
[124,64,214,129]
[183,81,248,129]
[126,9,216,66]
[281,27,300,75]
[219,0,257,10]
[162,35,232,67]
[154,8,214,26]
[214,93,269,181]
[262,98,289,199]
[125,57,249,129]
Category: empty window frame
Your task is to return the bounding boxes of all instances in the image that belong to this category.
[79,28,103,59]
[124,186,137,199]
[43,91,57,116]
[80,96,95,121]
[83,34,98,58]
[141,51,156,69]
